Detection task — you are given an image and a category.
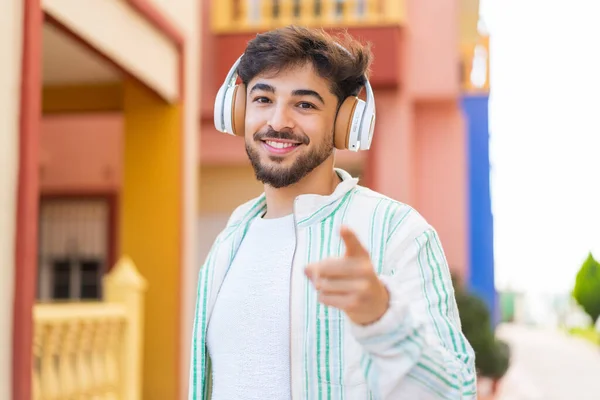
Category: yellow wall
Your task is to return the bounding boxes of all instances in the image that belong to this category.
[121,79,182,400]
[0,0,23,397]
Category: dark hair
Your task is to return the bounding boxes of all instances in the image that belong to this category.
[237,25,373,106]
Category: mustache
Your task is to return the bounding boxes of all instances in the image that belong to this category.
[253,128,310,145]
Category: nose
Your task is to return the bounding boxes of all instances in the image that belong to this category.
[268,104,295,132]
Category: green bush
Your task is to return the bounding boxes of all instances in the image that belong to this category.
[453,278,510,379]
[573,253,600,324]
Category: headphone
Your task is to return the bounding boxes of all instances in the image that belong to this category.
[213,50,376,152]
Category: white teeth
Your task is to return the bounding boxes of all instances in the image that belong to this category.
[266,141,297,149]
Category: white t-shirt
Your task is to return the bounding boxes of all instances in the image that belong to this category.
[206,214,296,400]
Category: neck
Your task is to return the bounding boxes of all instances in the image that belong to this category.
[263,156,341,219]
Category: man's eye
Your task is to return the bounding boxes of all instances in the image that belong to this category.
[298,102,316,109]
[254,97,271,104]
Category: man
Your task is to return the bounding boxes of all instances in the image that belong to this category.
[190,26,476,399]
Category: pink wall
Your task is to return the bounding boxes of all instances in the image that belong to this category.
[414,103,467,276]
[406,0,466,273]
[365,93,467,274]
[406,0,461,100]
[365,89,415,205]
[40,114,123,193]
[199,0,216,122]
[199,121,246,165]
[366,0,467,274]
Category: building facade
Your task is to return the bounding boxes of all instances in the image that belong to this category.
[2,1,200,399]
[1,0,492,399]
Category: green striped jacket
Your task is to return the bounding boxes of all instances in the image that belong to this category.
[189,169,476,399]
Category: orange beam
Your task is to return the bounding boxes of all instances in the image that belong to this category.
[42,83,123,114]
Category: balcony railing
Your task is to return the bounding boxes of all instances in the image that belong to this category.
[212,0,406,33]
[33,257,147,400]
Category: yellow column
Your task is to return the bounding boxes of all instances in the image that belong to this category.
[122,79,182,400]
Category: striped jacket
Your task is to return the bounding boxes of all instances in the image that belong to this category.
[189,169,476,399]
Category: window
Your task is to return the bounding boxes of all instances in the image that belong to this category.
[38,198,110,302]
[51,259,71,300]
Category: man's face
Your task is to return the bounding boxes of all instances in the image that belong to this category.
[244,63,338,188]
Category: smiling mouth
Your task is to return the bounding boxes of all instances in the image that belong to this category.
[261,139,302,155]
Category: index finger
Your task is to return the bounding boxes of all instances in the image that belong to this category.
[340,226,369,259]
[306,258,363,279]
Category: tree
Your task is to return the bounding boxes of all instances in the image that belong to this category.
[453,277,510,380]
[573,252,600,324]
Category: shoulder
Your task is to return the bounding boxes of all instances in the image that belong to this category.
[205,194,266,251]
[350,185,432,244]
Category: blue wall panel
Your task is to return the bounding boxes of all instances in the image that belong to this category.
[462,94,498,324]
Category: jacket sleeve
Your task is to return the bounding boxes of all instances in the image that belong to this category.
[349,215,477,399]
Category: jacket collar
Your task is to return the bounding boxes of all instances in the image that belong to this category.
[230,168,359,229]
[293,168,358,226]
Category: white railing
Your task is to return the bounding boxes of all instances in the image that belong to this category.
[212,0,406,33]
[33,257,147,400]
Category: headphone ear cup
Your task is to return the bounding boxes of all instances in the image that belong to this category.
[231,84,246,136]
[333,97,359,150]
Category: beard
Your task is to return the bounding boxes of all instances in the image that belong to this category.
[245,127,334,188]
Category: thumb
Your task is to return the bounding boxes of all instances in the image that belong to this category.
[340,226,368,259]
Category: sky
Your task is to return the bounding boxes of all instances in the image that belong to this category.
[480,0,600,293]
